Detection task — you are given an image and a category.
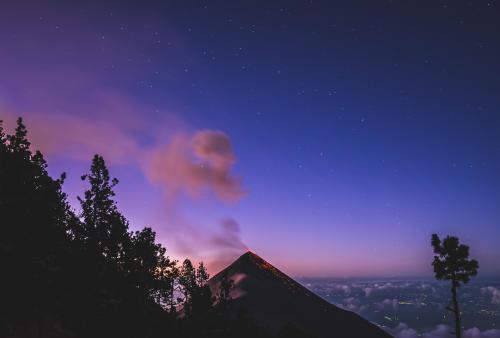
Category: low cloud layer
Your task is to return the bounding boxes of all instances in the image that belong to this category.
[303,279,500,338]
[389,323,500,338]
[481,286,500,305]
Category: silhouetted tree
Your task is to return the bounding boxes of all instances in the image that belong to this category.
[77,154,129,262]
[7,117,30,154]
[0,118,74,337]
[0,120,6,151]
[126,227,175,304]
[189,262,212,317]
[431,234,479,338]
[217,271,234,312]
[165,263,181,313]
[75,154,179,337]
[196,261,210,287]
[179,259,197,302]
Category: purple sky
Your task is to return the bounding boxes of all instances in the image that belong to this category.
[1,1,500,277]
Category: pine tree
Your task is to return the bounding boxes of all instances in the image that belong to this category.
[196,261,210,287]
[0,119,7,179]
[7,117,31,156]
[0,119,6,151]
[217,271,234,312]
[77,154,129,263]
[179,259,197,303]
[431,234,479,338]
[169,263,184,313]
[127,227,175,304]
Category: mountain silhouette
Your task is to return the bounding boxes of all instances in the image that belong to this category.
[209,251,393,338]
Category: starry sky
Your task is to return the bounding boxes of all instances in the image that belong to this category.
[1,0,500,277]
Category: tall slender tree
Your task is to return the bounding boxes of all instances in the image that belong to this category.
[77,154,129,263]
[189,262,213,317]
[431,234,479,338]
[0,120,6,151]
[217,271,234,312]
[179,259,197,303]
[164,262,181,313]
[196,262,210,287]
[76,154,179,337]
[7,117,31,156]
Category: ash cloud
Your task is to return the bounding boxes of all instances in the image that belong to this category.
[145,131,245,202]
[207,218,248,273]
[211,218,247,251]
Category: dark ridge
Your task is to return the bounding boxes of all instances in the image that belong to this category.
[209,251,392,338]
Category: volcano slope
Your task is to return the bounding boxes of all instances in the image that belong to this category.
[208,251,392,338]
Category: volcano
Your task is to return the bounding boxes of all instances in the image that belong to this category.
[209,251,392,338]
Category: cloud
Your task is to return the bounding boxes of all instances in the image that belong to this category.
[331,283,352,293]
[145,131,245,202]
[388,323,418,338]
[2,113,141,164]
[481,286,500,305]
[1,114,244,203]
[363,282,409,297]
[464,327,500,338]
[387,324,500,338]
[364,287,373,297]
[339,296,367,314]
[211,218,247,251]
[376,298,398,311]
[206,218,248,273]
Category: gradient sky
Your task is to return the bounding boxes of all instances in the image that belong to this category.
[1,1,499,277]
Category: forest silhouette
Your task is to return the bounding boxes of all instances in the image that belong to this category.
[0,118,315,338]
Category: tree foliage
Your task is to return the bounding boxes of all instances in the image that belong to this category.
[431,234,479,286]
[431,234,479,338]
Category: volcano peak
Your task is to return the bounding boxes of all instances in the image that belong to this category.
[208,251,392,338]
[223,250,279,276]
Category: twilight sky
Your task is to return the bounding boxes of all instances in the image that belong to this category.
[1,1,499,277]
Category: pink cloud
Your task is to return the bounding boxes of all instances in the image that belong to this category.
[1,113,243,203]
[145,131,245,202]
[17,113,139,164]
